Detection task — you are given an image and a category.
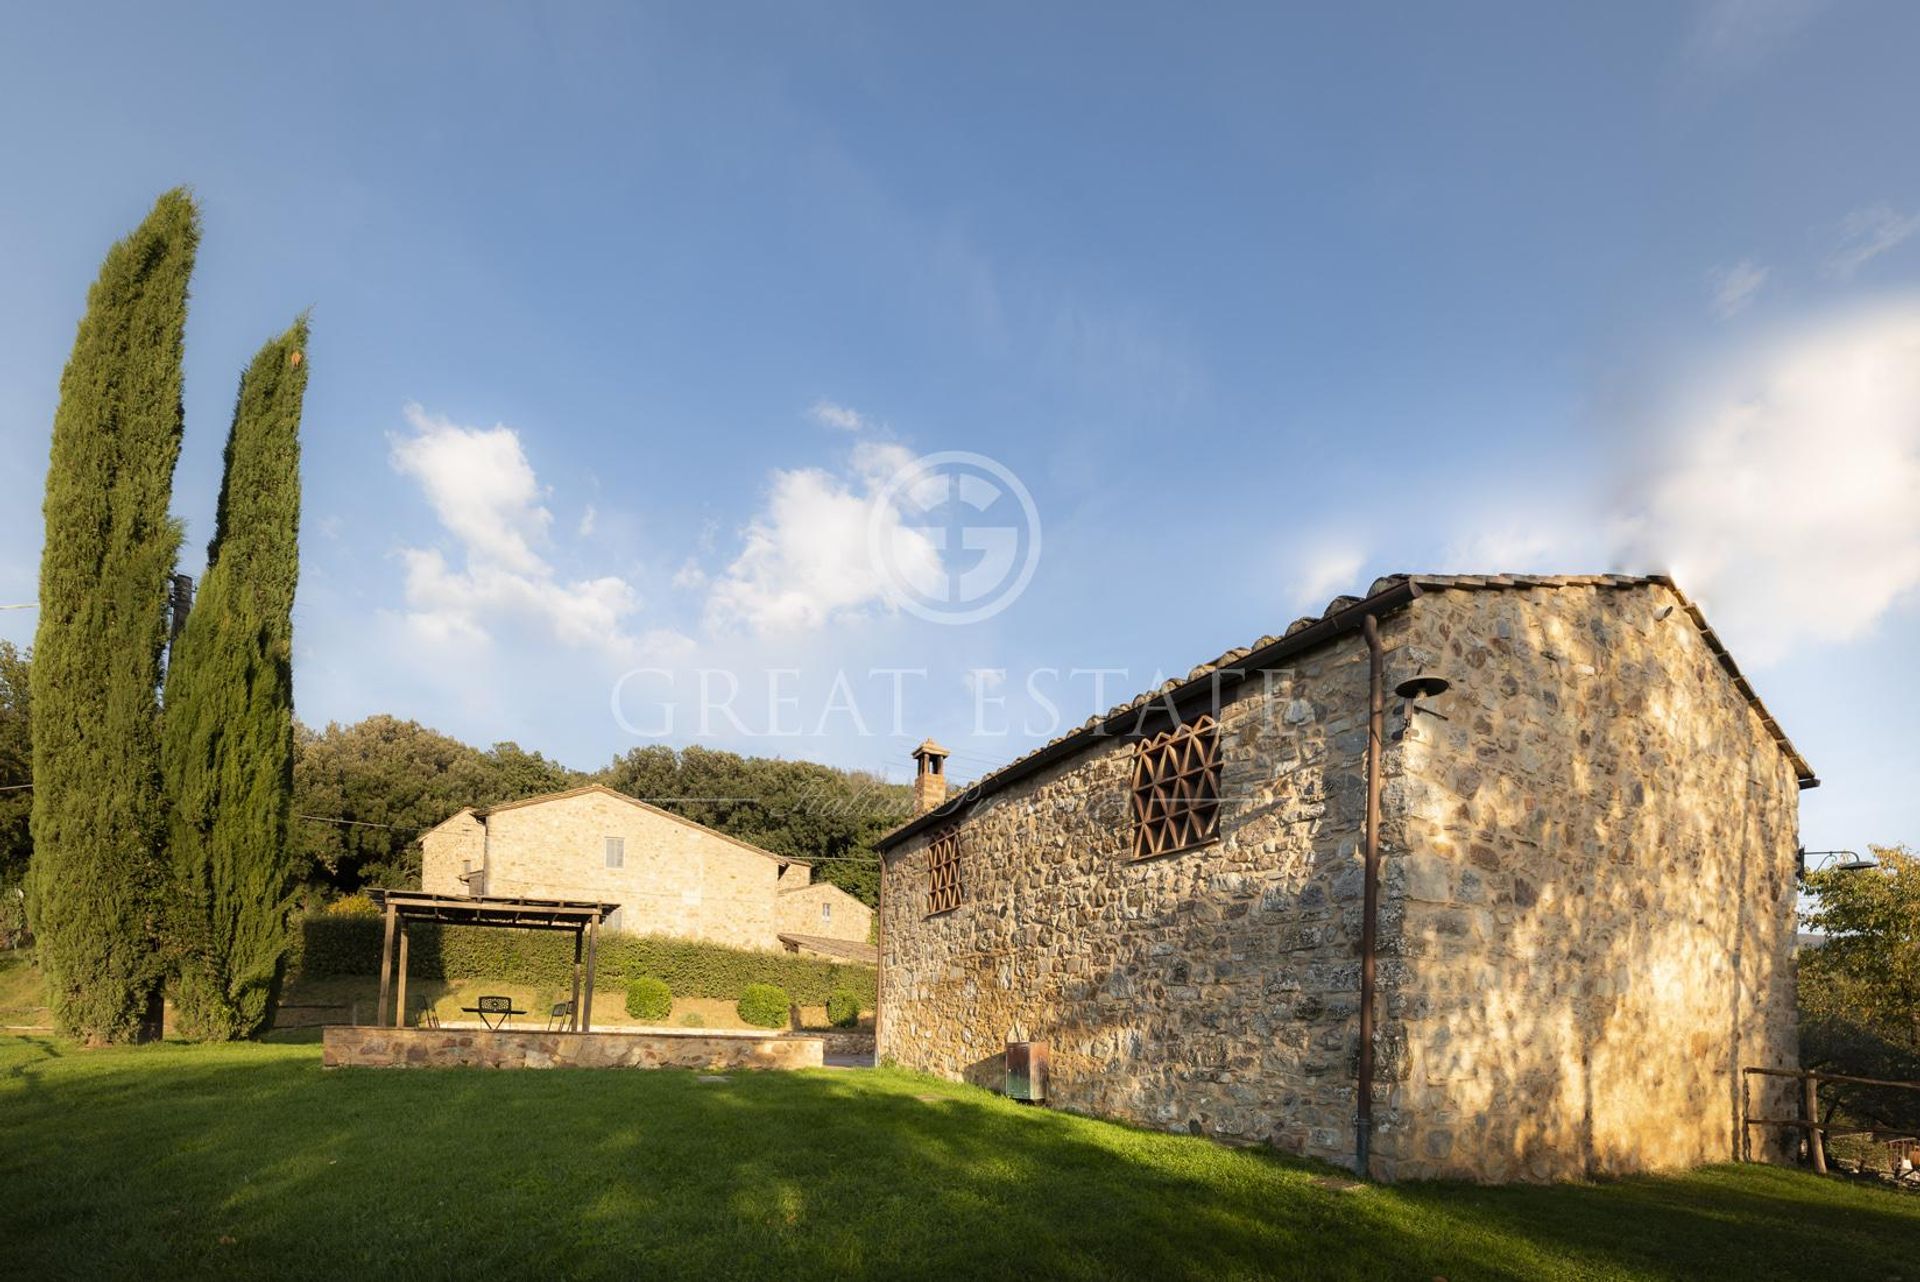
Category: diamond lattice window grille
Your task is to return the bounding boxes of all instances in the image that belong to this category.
[1129,714,1222,860]
[926,826,964,915]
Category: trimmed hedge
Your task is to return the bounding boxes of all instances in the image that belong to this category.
[625,977,671,1022]
[826,989,861,1028]
[737,983,789,1029]
[294,916,875,1008]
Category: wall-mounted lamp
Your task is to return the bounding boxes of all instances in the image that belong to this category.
[1797,848,1877,878]
[1393,675,1452,733]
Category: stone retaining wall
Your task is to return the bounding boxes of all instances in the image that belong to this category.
[323,1025,823,1070]
[816,1030,876,1059]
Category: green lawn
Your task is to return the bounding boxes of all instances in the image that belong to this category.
[1,1036,1913,1281]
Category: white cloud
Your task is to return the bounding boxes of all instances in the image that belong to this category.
[391,405,552,575]
[671,557,708,591]
[704,441,939,634]
[808,400,868,432]
[389,404,647,658]
[1440,520,1585,575]
[1709,259,1770,318]
[577,504,597,537]
[1611,302,1920,663]
[1290,546,1366,610]
[963,668,1005,697]
[1826,204,1920,279]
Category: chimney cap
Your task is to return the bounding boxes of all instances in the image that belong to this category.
[911,738,951,761]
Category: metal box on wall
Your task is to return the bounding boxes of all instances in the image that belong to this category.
[1006,1040,1048,1102]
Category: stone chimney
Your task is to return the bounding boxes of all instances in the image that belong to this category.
[911,738,951,817]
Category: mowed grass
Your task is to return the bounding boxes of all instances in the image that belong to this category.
[0,951,50,1027]
[1,1037,1914,1281]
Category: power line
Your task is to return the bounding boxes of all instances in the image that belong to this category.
[294,812,411,831]
[0,782,30,792]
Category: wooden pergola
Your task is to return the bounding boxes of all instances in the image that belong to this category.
[366,890,620,1032]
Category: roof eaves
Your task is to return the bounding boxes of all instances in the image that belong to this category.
[876,576,1420,851]
[875,570,1816,852]
[476,783,809,867]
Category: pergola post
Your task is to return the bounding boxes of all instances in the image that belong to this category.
[394,926,410,1028]
[581,914,599,1032]
[570,929,584,1032]
[376,901,398,1027]
[362,893,616,1034]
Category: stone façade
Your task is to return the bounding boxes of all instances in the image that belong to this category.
[421,785,873,953]
[876,578,1808,1182]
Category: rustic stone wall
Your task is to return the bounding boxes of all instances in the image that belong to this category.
[879,616,1409,1169]
[776,882,874,944]
[322,1024,823,1070]
[1384,584,1801,1180]
[878,582,1803,1182]
[424,790,801,951]
[420,809,484,895]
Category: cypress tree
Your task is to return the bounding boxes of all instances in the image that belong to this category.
[163,319,308,1039]
[29,190,198,1043]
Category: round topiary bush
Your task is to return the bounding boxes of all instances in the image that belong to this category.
[624,976,672,1022]
[826,989,861,1028]
[737,982,789,1029]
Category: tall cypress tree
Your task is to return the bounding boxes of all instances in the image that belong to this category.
[29,190,198,1043]
[163,320,308,1039]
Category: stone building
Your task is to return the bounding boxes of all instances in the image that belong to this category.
[875,575,1813,1182]
[422,784,874,959]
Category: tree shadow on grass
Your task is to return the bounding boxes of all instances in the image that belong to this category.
[1,1044,1914,1282]
[1377,1163,1920,1282]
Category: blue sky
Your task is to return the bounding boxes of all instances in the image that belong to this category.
[1,2,1915,853]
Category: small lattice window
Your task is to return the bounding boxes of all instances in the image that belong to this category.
[1130,714,1222,859]
[926,827,963,916]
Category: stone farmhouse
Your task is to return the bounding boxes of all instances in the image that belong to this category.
[876,574,1813,1182]
[422,784,874,960]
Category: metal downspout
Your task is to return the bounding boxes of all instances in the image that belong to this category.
[1356,611,1386,1176]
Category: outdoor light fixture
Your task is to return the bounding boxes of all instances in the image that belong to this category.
[1392,675,1452,736]
[1797,848,1877,878]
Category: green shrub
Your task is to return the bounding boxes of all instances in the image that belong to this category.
[292,918,875,1008]
[624,977,672,1022]
[324,893,380,918]
[678,1012,705,1028]
[737,983,789,1029]
[826,989,861,1028]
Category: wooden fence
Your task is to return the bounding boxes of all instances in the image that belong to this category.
[1741,1065,1920,1175]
